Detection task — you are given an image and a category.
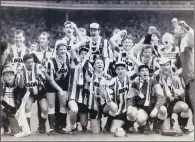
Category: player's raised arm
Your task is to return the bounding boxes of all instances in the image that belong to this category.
[109,30,127,51]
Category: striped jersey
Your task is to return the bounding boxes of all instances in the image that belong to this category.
[34,46,53,66]
[6,44,30,70]
[87,73,110,111]
[54,36,77,54]
[154,71,184,99]
[85,37,110,63]
[23,63,46,95]
[131,77,158,108]
[108,76,132,116]
[46,54,70,82]
[159,46,179,64]
[116,49,135,73]
[4,87,15,107]
[68,57,93,104]
[137,54,160,76]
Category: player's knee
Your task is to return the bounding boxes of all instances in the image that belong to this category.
[68,100,78,113]
[158,106,167,120]
[180,103,190,118]
[127,107,137,121]
[25,106,31,113]
[108,102,118,114]
[180,103,189,113]
[159,106,167,116]
[47,101,55,108]
[136,112,147,126]
[41,107,48,115]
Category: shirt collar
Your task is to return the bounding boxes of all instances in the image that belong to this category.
[39,46,49,52]
[140,77,149,83]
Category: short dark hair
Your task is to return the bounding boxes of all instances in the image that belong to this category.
[122,35,134,44]
[93,56,105,67]
[23,53,34,62]
[14,29,25,37]
[142,44,153,52]
[138,65,149,72]
[56,43,67,51]
[39,32,50,41]
[79,47,89,55]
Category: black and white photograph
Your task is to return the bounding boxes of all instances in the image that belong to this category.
[0,0,194,141]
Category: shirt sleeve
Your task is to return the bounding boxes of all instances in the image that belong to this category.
[37,64,46,80]
[186,28,194,47]
[102,39,109,58]
[45,60,54,80]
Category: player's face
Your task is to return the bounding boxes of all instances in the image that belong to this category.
[79,50,88,61]
[30,44,38,52]
[94,59,104,72]
[3,72,15,85]
[174,25,185,38]
[39,34,49,47]
[14,33,25,46]
[113,29,120,35]
[161,62,171,75]
[90,28,99,37]
[162,35,172,47]
[139,68,149,80]
[64,24,74,37]
[56,46,67,56]
[172,21,178,28]
[123,39,134,50]
[143,48,152,60]
[79,29,86,37]
[24,58,34,70]
[116,66,126,78]
[151,34,159,43]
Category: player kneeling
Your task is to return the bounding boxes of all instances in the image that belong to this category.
[0,65,29,137]
[68,47,93,134]
[127,65,167,135]
[86,57,117,134]
[103,61,136,134]
[153,58,190,135]
[19,54,51,134]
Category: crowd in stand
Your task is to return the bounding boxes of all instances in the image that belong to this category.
[1,10,194,49]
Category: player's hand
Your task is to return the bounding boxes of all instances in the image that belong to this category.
[148,26,157,34]
[178,21,190,32]
[104,72,112,80]
[150,107,158,118]
[120,30,127,36]
[174,68,182,76]
[96,86,107,99]
[58,90,66,97]
[169,96,175,102]
[84,37,90,43]
[178,21,188,28]
[71,22,77,30]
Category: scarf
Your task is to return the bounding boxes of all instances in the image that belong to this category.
[139,77,150,106]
